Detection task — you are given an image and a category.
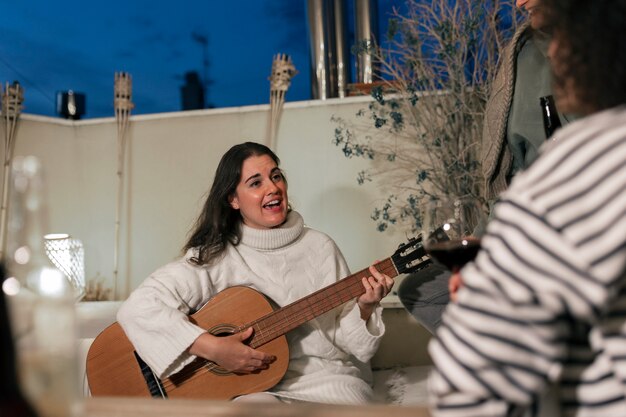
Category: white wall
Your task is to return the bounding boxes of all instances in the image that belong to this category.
[11,97,408,299]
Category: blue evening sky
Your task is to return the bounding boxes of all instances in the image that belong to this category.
[0,0,404,119]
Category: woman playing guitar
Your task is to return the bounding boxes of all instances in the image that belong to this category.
[114,142,394,404]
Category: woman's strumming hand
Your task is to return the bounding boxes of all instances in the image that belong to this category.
[189,327,276,374]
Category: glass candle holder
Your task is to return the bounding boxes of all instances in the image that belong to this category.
[43,234,85,301]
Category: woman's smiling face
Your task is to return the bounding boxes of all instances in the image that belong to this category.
[229,154,288,229]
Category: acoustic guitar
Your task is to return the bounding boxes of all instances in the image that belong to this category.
[86,238,432,399]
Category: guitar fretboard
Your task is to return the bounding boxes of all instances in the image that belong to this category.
[245,257,398,348]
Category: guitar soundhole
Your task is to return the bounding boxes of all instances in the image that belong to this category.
[206,323,238,376]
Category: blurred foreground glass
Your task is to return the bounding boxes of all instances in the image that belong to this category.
[5,156,81,417]
[1,263,39,416]
[421,197,487,272]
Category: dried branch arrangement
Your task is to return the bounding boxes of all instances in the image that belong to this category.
[83,274,112,302]
[333,0,522,233]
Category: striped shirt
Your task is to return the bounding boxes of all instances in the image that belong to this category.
[429,105,626,417]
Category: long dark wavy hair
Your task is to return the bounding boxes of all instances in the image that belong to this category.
[183,142,283,265]
[544,0,626,114]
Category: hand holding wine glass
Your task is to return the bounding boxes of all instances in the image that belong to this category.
[421,197,487,274]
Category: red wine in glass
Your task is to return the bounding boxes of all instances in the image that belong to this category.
[421,197,486,272]
[425,237,481,271]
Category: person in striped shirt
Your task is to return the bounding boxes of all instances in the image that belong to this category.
[428,0,626,416]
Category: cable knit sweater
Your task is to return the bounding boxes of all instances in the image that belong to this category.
[117,211,385,404]
[482,22,531,200]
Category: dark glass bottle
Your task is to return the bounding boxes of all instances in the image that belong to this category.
[0,264,39,417]
[540,95,562,138]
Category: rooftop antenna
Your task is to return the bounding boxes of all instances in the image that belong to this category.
[191,31,210,107]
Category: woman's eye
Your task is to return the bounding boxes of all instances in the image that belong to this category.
[272,173,283,182]
[250,180,260,188]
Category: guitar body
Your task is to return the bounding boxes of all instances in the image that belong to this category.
[86,287,289,399]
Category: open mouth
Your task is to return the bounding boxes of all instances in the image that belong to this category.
[263,199,282,209]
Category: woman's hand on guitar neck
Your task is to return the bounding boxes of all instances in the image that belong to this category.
[189,327,276,374]
[357,264,394,321]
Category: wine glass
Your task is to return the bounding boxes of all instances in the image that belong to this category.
[420,196,487,272]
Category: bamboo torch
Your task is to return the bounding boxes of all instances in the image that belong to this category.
[113,72,134,300]
[0,81,24,261]
[267,54,297,150]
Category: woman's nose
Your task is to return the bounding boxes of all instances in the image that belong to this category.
[265,181,279,194]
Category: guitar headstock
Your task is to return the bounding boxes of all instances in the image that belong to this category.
[391,236,432,274]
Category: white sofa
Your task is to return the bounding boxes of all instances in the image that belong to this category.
[76,301,123,396]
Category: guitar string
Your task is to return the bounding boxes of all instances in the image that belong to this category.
[257,274,364,342]
[157,261,400,390]
[250,259,397,346]
[254,277,360,341]
[234,260,393,347]
[251,249,423,344]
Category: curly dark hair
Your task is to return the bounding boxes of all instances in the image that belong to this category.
[183,142,284,265]
[543,0,626,113]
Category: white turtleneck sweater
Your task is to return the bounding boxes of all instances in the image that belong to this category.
[117,211,385,404]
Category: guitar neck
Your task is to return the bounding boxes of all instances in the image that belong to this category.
[246,257,398,348]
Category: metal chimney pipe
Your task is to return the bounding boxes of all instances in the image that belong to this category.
[307,0,334,99]
[333,0,350,98]
[307,0,351,100]
[355,0,379,84]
